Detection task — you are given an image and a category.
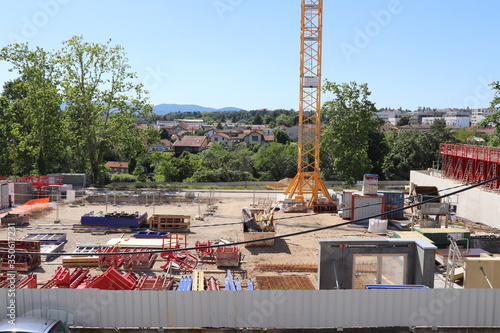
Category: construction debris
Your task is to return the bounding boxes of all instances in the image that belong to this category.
[242,205,276,247]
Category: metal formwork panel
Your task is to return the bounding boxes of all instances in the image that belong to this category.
[440,143,500,190]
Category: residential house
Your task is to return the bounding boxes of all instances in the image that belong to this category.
[380,122,398,133]
[148,139,174,153]
[251,125,268,131]
[173,136,209,155]
[210,132,234,149]
[105,161,129,174]
[243,130,274,146]
[204,129,218,138]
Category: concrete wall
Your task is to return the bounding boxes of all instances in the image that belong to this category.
[410,170,500,229]
[318,238,436,289]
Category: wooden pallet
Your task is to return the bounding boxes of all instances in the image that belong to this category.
[62,257,99,267]
[148,215,191,232]
[191,270,205,291]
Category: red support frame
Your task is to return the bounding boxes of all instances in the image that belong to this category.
[439,143,500,190]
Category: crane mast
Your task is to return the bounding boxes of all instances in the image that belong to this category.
[284,0,335,209]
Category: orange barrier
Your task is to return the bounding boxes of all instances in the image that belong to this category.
[8,197,50,215]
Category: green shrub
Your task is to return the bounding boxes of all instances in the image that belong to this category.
[110,173,137,183]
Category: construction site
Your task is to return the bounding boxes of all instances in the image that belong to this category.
[1,0,500,330]
[1,152,500,330]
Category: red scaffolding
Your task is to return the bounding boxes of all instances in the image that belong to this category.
[439,143,500,190]
[12,175,64,198]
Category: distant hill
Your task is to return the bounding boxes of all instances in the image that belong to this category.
[153,104,244,114]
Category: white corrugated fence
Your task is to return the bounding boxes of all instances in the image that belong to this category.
[1,289,499,329]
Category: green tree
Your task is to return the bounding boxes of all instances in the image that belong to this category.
[454,127,477,142]
[55,36,153,184]
[0,44,69,175]
[479,81,500,146]
[152,152,180,182]
[275,113,293,127]
[253,114,264,125]
[382,130,435,180]
[396,115,410,126]
[253,142,297,180]
[273,128,291,144]
[321,81,383,184]
[367,129,391,179]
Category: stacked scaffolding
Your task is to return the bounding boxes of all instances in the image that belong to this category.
[440,143,500,190]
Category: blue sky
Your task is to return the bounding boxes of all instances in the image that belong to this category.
[1,0,499,111]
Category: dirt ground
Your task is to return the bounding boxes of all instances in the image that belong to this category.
[1,191,391,289]
[5,189,499,290]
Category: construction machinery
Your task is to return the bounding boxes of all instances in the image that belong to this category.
[284,0,337,211]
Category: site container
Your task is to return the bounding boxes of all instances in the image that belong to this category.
[351,194,385,224]
[378,190,405,220]
[340,190,356,220]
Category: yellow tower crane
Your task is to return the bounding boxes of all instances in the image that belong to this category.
[284,0,336,212]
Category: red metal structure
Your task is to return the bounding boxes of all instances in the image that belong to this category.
[80,267,137,290]
[12,175,64,198]
[135,275,173,290]
[123,248,157,269]
[97,246,125,268]
[160,252,198,271]
[16,273,38,289]
[215,246,240,267]
[0,240,41,272]
[440,143,500,190]
[40,267,90,289]
[195,240,214,258]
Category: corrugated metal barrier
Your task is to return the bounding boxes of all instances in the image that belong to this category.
[1,289,499,329]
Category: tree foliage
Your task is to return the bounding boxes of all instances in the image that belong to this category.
[479,81,500,146]
[55,36,154,184]
[382,120,456,180]
[0,37,157,183]
[253,142,297,181]
[321,81,383,184]
[0,44,68,175]
[273,128,291,144]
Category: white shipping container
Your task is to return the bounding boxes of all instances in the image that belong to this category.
[351,194,385,223]
[341,190,356,219]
